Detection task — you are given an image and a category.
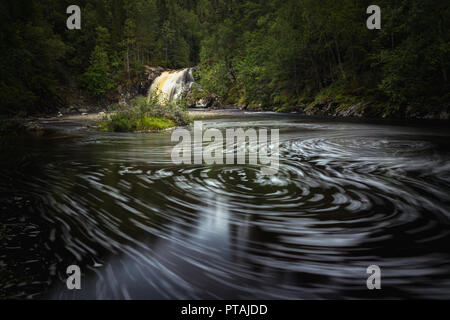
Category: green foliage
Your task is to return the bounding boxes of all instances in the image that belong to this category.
[132,94,192,126]
[136,117,174,131]
[0,0,203,115]
[197,0,450,111]
[100,94,192,132]
[102,114,174,132]
[373,0,450,104]
[102,113,136,132]
[0,0,67,114]
[83,27,115,96]
[0,0,449,116]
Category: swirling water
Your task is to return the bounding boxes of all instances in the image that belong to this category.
[1,114,450,299]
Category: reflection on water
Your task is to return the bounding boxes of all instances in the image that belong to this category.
[1,114,450,299]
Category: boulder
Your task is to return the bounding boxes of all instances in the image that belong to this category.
[117,66,169,105]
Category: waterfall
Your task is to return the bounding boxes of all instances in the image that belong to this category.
[149,68,194,103]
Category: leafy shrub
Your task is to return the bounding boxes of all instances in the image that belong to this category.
[136,117,174,131]
[99,93,192,132]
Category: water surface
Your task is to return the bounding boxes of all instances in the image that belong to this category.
[1,113,450,299]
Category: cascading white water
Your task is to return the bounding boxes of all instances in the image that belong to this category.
[149,68,194,103]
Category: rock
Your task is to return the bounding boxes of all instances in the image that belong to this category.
[118,100,128,108]
[235,103,248,110]
[188,93,221,109]
[439,111,449,120]
[206,96,223,109]
[193,98,209,108]
[57,112,63,117]
[336,104,372,118]
[25,122,44,134]
[247,104,263,111]
[145,66,167,82]
[82,112,88,116]
[126,66,169,97]
[65,106,79,115]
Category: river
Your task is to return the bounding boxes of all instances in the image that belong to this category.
[1,111,450,299]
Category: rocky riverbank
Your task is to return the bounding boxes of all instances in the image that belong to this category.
[233,100,450,120]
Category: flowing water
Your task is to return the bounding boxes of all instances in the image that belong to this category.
[1,112,450,299]
[149,68,194,103]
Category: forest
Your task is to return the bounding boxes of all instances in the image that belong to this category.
[2,0,450,301]
[0,0,449,117]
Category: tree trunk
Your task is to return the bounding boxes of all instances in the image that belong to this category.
[308,51,322,90]
[126,43,130,82]
[334,36,346,80]
[165,46,168,67]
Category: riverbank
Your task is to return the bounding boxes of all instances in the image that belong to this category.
[2,105,449,140]
[233,98,450,121]
[0,108,238,138]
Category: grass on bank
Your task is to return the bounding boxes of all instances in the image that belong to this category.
[99,93,192,132]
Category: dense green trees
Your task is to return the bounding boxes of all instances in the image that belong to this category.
[0,0,67,113]
[0,0,448,115]
[197,0,450,112]
[0,0,202,114]
[84,27,115,97]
